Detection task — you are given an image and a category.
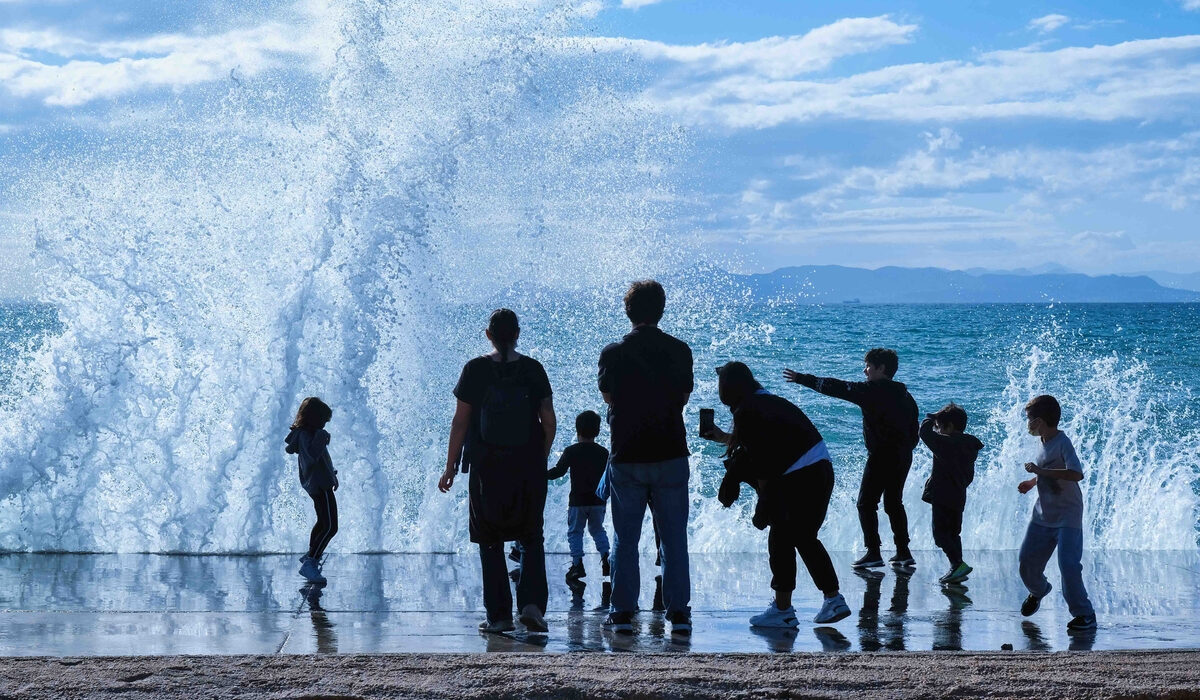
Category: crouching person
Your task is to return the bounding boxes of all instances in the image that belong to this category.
[702,362,851,627]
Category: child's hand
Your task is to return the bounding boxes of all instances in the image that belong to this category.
[438,465,457,493]
[1024,462,1038,474]
[1017,478,1037,494]
[333,475,339,491]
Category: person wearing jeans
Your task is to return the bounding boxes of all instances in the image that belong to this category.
[598,280,694,636]
[567,506,610,562]
[608,457,691,618]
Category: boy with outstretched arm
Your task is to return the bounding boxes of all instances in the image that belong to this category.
[1016,394,1096,631]
[919,403,983,584]
[784,348,920,569]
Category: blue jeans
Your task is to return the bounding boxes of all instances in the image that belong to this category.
[1019,522,1094,617]
[567,505,610,559]
[608,457,691,615]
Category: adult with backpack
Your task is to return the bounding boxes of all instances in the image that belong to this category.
[440,309,557,635]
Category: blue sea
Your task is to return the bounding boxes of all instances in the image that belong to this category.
[1,299,1196,554]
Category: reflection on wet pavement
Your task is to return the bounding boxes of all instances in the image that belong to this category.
[0,550,1196,655]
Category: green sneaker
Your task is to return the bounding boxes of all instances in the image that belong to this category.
[940,562,973,584]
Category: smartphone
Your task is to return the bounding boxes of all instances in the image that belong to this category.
[699,408,715,437]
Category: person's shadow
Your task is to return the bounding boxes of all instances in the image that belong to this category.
[1021,620,1051,651]
[301,583,337,654]
[855,568,910,652]
[933,584,972,651]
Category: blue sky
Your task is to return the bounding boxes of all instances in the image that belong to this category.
[3,0,1200,297]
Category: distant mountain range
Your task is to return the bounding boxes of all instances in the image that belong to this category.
[728,266,1200,303]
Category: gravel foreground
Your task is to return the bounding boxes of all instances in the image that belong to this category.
[2,651,1200,700]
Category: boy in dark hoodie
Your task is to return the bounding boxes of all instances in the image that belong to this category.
[784,348,919,569]
[285,397,339,585]
[919,403,983,584]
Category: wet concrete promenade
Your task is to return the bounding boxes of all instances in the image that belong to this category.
[1,550,1197,655]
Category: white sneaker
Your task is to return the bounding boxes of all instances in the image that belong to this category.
[813,593,851,624]
[298,557,326,584]
[749,601,799,628]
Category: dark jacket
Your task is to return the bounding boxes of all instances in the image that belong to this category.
[720,391,830,530]
[546,441,609,507]
[791,374,919,455]
[598,326,694,463]
[285,428,337,493]
[919,418,983,509]
[729,391,824,480]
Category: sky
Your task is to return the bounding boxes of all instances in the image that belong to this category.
[2,0,1200,298]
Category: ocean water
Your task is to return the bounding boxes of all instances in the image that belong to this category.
[1,300,1196,554]
[0,0,1195,555]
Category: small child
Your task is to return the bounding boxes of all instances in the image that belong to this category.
[285,397,339,585]
[546,410,611,585]
[918,403,983,584]
[1016,394,1096,631]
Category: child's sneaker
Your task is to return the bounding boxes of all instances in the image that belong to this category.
[1021,583,1051,616]
[813,593,852,624]
[478,617,515,634]
[565,562,585,583]
[1067,614,1097,631]
[940,562,973,584]
[298,556,326,584]
[749,601,799,628]
[518,604,548,633]
[853,550,884,568]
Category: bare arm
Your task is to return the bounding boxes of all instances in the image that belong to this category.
[439,399,472,493]
[1024,462,1084,481]
[539,397,557,459]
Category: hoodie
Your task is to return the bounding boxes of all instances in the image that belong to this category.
[791,374,919,455]
[285,428,337,493]
[918,418,983,509]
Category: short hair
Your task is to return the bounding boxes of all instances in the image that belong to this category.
[1025,394,1062,427]
[624,280,666,325]
[291,396,332,431]
[575,410,601,439]
[864,348,899,378]
[932,402,968,432]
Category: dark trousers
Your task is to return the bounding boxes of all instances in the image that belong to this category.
[930,502,964,566]
[307,488,338,560]
[857,451,912,549]
[479,535,547,623]
[767,461,839,596]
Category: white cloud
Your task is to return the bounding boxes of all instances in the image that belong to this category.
[628,34,1200,128]
[1071,230,1134,251]
[1029,14,1070,33]
[577,16,917,79]
[1183,1,1200,10]
[0,19,335,107]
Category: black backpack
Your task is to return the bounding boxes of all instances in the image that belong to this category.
[479,359,533,448]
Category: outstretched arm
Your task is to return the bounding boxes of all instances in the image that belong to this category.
[1024,462,1084,482]
[782,369,866,406]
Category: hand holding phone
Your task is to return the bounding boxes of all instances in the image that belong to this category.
[699,408,715,438]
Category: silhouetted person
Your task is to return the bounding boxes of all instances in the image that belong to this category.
[784,348,919,569]
[599,280,694,637]
[701,362,850,628]
[440,309,557,635]
[285,397,339,585]
[546,410,610,587]
[919,403,983,584]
